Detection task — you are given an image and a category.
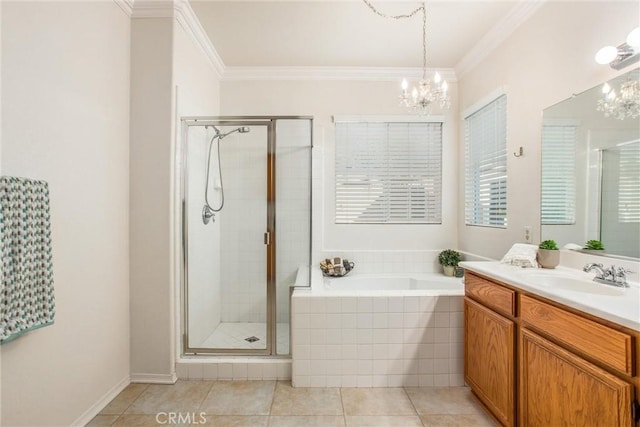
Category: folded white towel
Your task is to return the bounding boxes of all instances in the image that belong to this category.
[500,243,539,268]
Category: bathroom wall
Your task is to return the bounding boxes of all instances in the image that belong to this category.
[457,0,639,260]
[1,2,131,425]
[130,9,222,377]
[221,79,460,263]
[174,23,222,348]
[129,16,176,382]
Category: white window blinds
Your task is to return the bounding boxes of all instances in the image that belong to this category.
[619,141,640,223]
[335,121,442,224]
[541,123,577,225]
[464,94,507,227]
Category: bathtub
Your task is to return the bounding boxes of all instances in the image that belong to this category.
[292,268,466,388]
[309,268,464,296]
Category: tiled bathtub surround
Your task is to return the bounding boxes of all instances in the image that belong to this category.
[317,250,490,275]
[292,294,464,388]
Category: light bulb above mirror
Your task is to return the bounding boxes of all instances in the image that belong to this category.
[595,27,640,69]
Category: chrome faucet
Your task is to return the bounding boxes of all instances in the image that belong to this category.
[583,263,631,288]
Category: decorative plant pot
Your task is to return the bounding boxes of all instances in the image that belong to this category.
[537,249,559,269]
[443,265,455,276]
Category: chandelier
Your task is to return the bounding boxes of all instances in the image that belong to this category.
[597,78,640,120]
[363,1,450,115]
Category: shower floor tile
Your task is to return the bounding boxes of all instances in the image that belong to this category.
[199,322,290,354]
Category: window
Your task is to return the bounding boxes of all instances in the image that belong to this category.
[464,94,507,227]
[335,120,442,224]
[541,122,577,225]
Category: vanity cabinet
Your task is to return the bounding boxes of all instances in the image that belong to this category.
[464,271,639,427]
[520,327,632,426]
[464,298,515,427]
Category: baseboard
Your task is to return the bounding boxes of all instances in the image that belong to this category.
[71,374,130,427]
[130,372,178,384]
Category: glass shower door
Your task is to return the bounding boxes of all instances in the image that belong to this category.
[184,122,270,353]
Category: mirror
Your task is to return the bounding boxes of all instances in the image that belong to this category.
[541,68,640,259]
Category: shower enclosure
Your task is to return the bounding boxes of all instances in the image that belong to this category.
[180,117,312,355]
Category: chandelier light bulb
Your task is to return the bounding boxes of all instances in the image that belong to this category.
[434,72,441,84]
[602,83,611,94]
[401,78,408,92]
[626,27,640,49]
[595,46,618,64]
[442,80,448,93]
[607,90,617,100]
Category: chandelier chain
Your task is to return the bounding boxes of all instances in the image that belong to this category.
[361,1,428,79]
[361,0,423,20]
[362,1,449,115]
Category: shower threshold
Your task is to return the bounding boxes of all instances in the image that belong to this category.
[197,322,290,355]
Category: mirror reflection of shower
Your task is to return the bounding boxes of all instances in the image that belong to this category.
[202,126,251,224]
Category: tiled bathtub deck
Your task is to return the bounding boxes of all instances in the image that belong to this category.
[88,380,498,426]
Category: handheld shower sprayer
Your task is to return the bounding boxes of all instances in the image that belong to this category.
[202,126,251,224]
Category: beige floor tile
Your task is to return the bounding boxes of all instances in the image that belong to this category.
[420,413,498,426]
[113,414,191,426]
[195,415,269,426]
[345,415,423,426]
[405,387,485,416]
[341,389,416,416]
[125,380,213,414]
[271,381,343,416]
[100,384,149,415]
[269,415,346,426]
[199,381,276,415]
[86,414,119,426]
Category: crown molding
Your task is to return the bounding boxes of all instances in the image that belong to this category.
[455,0,546,79]
[223,66,457,82]
[128,0,225,78]
[113,0,134,16]
[174,0,226,78]
[130,0,175,18]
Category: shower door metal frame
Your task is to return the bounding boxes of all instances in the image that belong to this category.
[180,116,313,357]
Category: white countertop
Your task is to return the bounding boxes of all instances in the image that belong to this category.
[460,261,640,332]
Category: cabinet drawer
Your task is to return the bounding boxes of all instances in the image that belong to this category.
[465,273,515,317]
[520,295,634,376]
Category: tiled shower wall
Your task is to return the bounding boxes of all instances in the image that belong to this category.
[219,121,312,324]
[220,127,268,323]
[291,293,464,388]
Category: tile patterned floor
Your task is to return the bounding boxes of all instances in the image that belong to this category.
[88,380,498,426]
[198,322,290,355]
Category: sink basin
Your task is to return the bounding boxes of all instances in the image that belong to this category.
[523,273,624,296]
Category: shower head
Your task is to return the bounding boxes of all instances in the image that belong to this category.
[212,126,251,140]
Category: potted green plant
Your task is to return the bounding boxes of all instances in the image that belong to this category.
[537,240,559,269]
[438,249,461,277]
[584,240,605,252]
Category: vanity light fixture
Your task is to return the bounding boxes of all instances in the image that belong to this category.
[363,0,450,115]
[595,27,640,70]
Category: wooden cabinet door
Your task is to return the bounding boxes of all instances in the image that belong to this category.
[520,328,633,427]
[465,297,515,427]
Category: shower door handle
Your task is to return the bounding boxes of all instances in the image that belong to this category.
[264,232,271,245]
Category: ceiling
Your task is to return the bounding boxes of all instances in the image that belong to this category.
[191,1,519,69]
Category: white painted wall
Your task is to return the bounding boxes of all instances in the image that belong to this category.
[456,0,639,260]
[221,80,459,263]
[173,22,222,348]
[1,2,130,425]
[130,11,222,366]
